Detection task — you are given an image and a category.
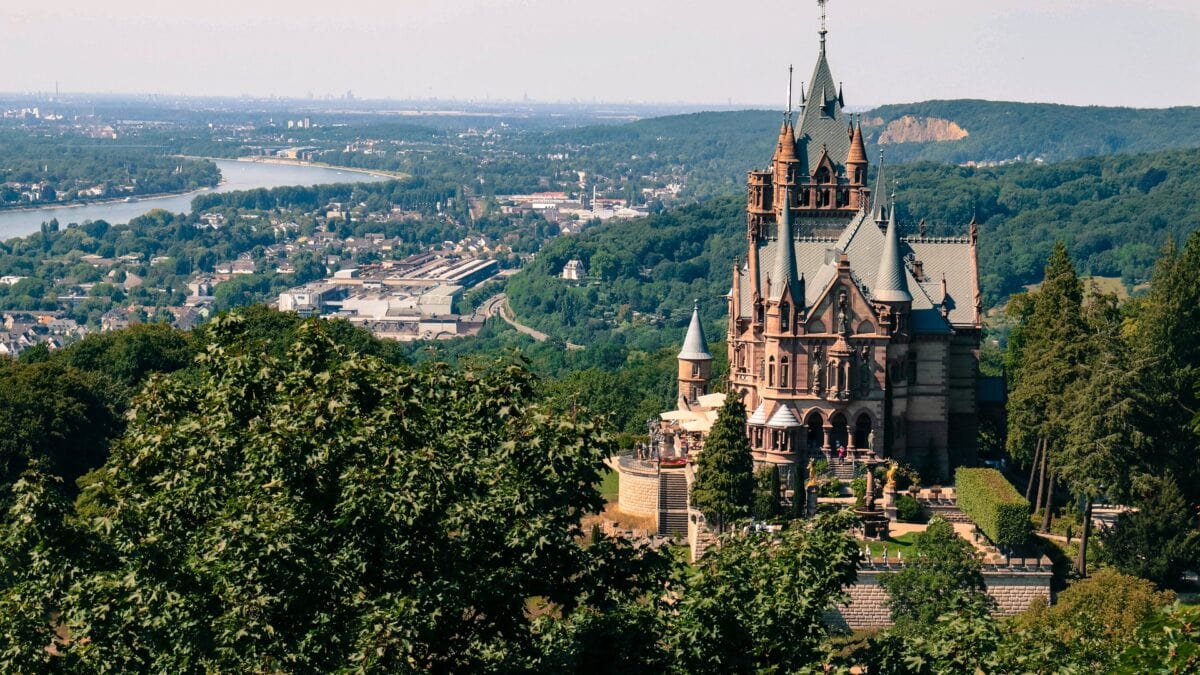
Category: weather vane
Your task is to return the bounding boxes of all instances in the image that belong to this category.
[818,0,828,40]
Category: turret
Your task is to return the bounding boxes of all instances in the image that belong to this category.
[845,116,869,194]
[678,300,713,407]
[871,149,888,225]
[875,197,911,302]
[770,189,801,304]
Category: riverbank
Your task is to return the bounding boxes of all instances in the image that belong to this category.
[180,155,408,181]
[0,183,220,214]
[0,159,393,242]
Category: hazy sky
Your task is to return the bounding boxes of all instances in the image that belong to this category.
[3,0,1199,108]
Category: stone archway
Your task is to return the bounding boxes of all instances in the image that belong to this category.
[854,412,873,451]
[804,411,824,454]
[829,412,849,451]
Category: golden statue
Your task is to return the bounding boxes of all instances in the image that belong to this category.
[885,461,899,491]
[806,458,818,488]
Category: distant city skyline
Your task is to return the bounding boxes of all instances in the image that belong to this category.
[2,1,1199,109]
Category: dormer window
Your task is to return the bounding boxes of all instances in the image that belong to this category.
[780,302,790,332]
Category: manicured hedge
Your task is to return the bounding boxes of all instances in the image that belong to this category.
[955,468,1031,547]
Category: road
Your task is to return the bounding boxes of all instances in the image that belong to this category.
[479,293,584,350]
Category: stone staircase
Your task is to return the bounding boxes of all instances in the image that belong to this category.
[808,452,857,480]
[658,470,689,536]
[827,458,857,480]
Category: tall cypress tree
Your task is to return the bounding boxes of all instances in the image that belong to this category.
[1129,232,1200,507]
[690,394,754,533]
[1006,242,1085,529]
[1061,296,1145,574]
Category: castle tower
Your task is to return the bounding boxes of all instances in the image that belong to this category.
[720,0,980,475]
[678,301,712,408]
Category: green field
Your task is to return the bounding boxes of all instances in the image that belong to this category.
[599,468,620,502]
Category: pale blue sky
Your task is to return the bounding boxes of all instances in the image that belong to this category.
[2,0,1198,107]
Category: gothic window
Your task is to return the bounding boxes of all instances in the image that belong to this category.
[855,168,865,184]
[800,189,810,206]
[756,305,765,325]
[816,167,831,184]
[780,356,790,388]
[780,302,790,332]
[691,363,701,378]
[768,357,776,387]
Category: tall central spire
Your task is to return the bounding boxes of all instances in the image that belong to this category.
[818,0,828,53]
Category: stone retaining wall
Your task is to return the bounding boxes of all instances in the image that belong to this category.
[829,564,1053,629]
[617,460,660,518]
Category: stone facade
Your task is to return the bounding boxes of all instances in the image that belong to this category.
[723,21,981,482]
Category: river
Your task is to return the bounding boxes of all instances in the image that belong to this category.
[0,159,391,241]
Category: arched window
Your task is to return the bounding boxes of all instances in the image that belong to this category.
[815,167,831,184]
[756,304,765,325]
[768,356,776,387]
[780,302,790,331]
[691,363,701,378]
[780,356,790,388]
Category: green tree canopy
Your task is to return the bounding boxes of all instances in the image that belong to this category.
[879,517,992,628]
[54,313,660,672]
[688,394,754,533]
[669,510,860,674]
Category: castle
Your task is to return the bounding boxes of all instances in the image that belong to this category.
[675,15,982,482]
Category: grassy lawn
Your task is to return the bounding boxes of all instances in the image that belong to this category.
[859,532,919,557]
[599,468,620,502]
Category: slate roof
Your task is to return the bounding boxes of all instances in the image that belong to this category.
[734,209,978,333]
[767,404,802,429]
[794,44,850,177]
[747,402,769,425]
[874,206,912,303]
[678,302,713,360]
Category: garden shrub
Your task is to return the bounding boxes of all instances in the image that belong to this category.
[955,467,1031,547]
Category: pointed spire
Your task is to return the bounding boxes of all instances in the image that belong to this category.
[872,149,888,223]
[679,300,712,360]
[817,0,828,53]
[847,117,867,167]
[785,64,794,126]
[874,193,912,303]
[770,188,801,302]
[838,81,844,107]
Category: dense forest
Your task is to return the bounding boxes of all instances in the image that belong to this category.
[0,295,1195,671]
[505,146,1200,350]
[864,99,1200,165]
[0,131,219,207]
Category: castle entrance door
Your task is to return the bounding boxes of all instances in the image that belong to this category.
[829,412,849,451]
[804,411,824,455]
